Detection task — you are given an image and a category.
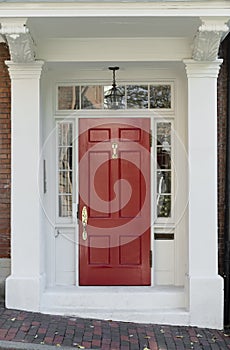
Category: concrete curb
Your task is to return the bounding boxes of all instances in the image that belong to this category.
[0,341,98,350]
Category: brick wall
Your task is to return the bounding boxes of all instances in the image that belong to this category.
[0,43,11,258]
[217,37,229,275]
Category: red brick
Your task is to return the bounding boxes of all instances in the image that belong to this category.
[0,43,11,259]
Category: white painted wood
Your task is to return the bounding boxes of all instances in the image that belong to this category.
[37,38,191,63]
[154,241,175,285]
[184,59,224,329]
[55,229,75,286]
[0,2,230,18]
[5,61,45,311]
[50,64,186,290]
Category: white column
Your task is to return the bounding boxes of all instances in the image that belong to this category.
[184,59,224,329]
[5,61,44,311]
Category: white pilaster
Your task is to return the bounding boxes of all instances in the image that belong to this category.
[5,61,44,311]
[184,59,224,329]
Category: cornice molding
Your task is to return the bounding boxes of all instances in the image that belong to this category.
[0,3,230,18]
[0,21,35,62]
[192,18,229,61]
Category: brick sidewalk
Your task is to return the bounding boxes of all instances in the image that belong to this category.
[0,305,229,349]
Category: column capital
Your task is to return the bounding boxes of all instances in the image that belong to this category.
[192,17,229,61]
[183,59,223,78]
[5,60,44,80]
[0,19,35,63]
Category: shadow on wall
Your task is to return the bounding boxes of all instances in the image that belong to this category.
[0,259,10,301]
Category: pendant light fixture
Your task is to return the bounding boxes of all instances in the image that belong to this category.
[104,66,124,109]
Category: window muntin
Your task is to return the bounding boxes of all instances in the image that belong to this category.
[57,122,73,218]
[57,83,173,111]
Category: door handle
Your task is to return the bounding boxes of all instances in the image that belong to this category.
[82,206,88,241]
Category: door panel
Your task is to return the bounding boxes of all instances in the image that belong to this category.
[79,118,151,285]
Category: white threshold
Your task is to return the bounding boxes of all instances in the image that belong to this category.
[40,285,189,326]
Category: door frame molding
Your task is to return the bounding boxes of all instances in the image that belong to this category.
[53,108,184,288]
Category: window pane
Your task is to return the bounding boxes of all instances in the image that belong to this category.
[157,171,171,194]
[157,148,171,169]
[58,148,72,170]
[127,85,148,109]
[150,84,171,109]
[58,123,73,146]
[157,195,171,217]
[157,122,171,145]
[59,171,72,193]
[103,85,125,109]
[58,86,79,110]
[81,86,103,109]
[59,195,72,217]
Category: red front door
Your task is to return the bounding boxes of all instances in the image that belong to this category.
[79,118,151,285]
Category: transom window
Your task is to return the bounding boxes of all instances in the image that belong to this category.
[57,83,173,111]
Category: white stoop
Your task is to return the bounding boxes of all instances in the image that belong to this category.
[40,286,189,325]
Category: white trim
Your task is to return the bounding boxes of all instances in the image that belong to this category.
[0,3,230,18]
[54,76,178,287]
[54,114,178,287]
[150,117,155,286]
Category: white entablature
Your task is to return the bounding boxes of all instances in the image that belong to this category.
[1,16,230,63]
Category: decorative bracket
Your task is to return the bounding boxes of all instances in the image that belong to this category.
[0,20,35,63]
[192,17,230,61]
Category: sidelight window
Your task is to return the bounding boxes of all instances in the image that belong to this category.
[155,121,173,219]
[57,121,73,218]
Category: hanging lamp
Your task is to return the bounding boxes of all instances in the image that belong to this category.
[104,66,124,109]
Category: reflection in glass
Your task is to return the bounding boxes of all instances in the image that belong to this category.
[59,195,72,217]
[58,83,173,110]
[104,86,125,109]
[157,122,171,145]
[157,148,171,169]
[150,85,171,109]
[81,86,103,109]
[59,171,72,193]
[58,86,80,110]
[157,171,171,194]
[58,148,72,170]
[157,195,171,217]
[58,123,73,146]
[58,122,73,218]
[127,85,148,109]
